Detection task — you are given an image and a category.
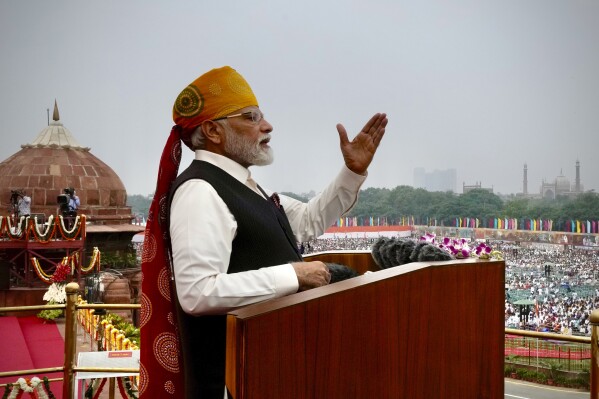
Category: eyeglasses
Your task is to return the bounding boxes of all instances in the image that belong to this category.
[214,110,264,124]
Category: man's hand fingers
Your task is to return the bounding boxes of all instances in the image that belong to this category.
[337,123,349,145]
[359,113,379,133]
[372,121,387,146]
[360,113,386,134]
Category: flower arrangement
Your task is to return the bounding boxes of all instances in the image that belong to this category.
[38,261,72,321]
[0,214,85,242]
[57,215,83,240]
[80,247,102,273]
[30,215,56,243]
[2,376,56,399]
[420,233,503,260]
[32,248,101,284]
[50,261,70,284]
[42,282,67,304]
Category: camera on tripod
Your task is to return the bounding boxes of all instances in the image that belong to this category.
[10,190,22,206]
[9,190,22,214]
[57,188,74,214]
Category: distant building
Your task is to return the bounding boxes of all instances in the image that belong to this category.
[413,168,426,189]
[0,101,143,262]
[519,160,584,200]
[0,101,133,223]
[462,182,493,194]
[413,168,456,192]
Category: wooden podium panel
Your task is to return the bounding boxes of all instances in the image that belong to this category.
[226,255,505,399]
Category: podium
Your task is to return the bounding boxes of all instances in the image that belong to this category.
[226,252,505,399]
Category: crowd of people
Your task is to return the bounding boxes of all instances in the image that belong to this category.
[301,237,377,253]
[302,235,599,336]
[500,242,599,335]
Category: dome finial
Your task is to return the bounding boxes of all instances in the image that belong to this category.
[52,99,60,121]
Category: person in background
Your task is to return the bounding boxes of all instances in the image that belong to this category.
[141,66,388,399]
[66,188,80,215]
[60,187,80,229]
[16,190,31,218]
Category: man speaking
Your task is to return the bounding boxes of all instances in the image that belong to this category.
[141,66,387,398]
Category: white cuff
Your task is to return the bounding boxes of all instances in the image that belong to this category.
[338,165,368,191]
[271,264,300,295]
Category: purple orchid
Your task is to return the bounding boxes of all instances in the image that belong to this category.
[475,242,493,259]
[420,232,502,260]
[420,233,436,243]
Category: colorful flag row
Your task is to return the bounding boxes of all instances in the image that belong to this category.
[565,220,599,233]
[332,217,599,233]
[333,216,419,227]
[452,218,553,231]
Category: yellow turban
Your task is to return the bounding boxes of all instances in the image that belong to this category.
[173,66,258,148]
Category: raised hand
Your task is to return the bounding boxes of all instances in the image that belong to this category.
[337,113,388,175]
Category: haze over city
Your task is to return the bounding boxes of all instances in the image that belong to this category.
[1,1,598,197]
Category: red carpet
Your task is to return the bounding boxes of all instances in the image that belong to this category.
[0,316,34,376]
[0,316,64,398]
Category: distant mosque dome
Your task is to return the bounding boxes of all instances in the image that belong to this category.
[0,101,132,224]
[521,161,583,200]
[555,173,571,195]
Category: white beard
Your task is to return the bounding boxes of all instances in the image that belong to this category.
[223,124,274,166]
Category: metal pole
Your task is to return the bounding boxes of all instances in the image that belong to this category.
[537,338,539,373]
[590,309,599,399]
[109,377,115,399]
[63,282,80,399]
[528,340,531,365]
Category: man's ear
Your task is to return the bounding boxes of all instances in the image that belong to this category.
[201,120,223,144]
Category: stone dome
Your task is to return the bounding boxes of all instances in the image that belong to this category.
[0,102,132,224]
[555,173,571,195]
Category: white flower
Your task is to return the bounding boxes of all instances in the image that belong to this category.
[33,378,50,399]
[43,282,67,303]
[8,386,19,399]
[17,377,34,392]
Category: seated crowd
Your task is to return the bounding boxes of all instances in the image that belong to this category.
[500,242,599,335]
[303,235,599,335]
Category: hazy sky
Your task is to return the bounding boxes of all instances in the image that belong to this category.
[1,1,598,197]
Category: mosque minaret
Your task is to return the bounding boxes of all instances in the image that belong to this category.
[520,161,584,199]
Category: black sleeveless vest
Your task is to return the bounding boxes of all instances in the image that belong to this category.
[169,160,302,399]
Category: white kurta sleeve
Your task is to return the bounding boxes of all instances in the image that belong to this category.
[278,165,367,243]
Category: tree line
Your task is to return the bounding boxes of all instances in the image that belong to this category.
[128,187,599,229]
[347,187,599,229]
